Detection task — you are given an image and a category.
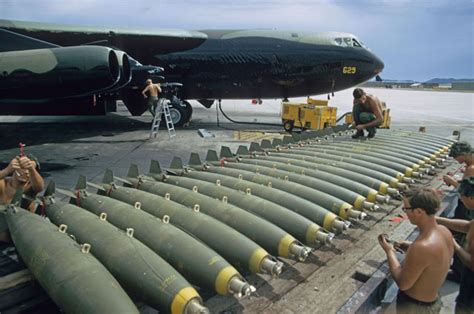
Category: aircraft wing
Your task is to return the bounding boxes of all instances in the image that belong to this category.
[0,19,208,62]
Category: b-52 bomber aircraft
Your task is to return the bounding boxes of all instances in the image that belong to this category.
[0,19,384,127]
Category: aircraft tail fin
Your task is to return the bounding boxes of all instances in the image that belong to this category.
[376,75,383,82]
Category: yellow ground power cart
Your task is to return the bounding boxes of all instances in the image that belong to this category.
[281,98,337,132]
[344,101,391,129]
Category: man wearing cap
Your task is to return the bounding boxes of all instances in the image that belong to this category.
[351,88,383,139]
[436,177,474,312]
[0,155,44,242]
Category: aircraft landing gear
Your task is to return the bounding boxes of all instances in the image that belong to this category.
[168,97,193,127]
[159,83,192,128]
[181,100,193,124]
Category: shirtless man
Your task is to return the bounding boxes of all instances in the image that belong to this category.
[443,141,473,282]
[0,155,44,242]
[351,88,383,139]
[443,141,473,191]
[378,188,453,312]
[436,177,474,311]
[141,79,162,116]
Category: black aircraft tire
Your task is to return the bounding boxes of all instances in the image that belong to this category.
[181,100,193,123]
[283,120,294,132]
[168,104,187,127]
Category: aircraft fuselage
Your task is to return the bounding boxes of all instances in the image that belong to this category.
[0,21,384,119]
[154,31,383,100]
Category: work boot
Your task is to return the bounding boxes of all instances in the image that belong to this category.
[367,129,376,138]
[352,130,364,139]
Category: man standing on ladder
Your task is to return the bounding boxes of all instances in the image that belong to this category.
[142,79,162,116]
[145,80,176,139]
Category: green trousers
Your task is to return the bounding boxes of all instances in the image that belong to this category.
[353,104,376,133]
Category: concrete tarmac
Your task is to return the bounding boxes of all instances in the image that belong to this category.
[0,88,471,189]
[0,87,471,312]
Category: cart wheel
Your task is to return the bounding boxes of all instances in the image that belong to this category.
[283,120,294,132]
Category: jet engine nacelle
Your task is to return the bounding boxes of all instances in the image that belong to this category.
[105,50,132,92]
[0,46,124,99]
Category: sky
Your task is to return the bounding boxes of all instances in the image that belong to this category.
[0,0,473,81]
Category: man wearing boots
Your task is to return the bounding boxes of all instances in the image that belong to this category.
[351,88,383,139]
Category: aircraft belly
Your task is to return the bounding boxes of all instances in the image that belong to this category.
[156,52,372,100]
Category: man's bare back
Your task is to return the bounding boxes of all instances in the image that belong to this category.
[361,94,382,113]
[142,79,161,98]
[145,84,160,97]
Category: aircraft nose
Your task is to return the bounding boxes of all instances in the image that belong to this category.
[372,54,384,75]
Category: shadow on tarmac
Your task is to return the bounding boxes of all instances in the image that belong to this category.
[0,114,151,150]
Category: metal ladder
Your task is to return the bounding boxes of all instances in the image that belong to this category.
[150,99,176,139]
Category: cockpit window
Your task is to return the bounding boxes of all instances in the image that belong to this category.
[334,37,353,47]
[334,36,367,48]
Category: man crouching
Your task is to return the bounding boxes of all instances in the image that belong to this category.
[351,88,383,139]
[378,188,453,313]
